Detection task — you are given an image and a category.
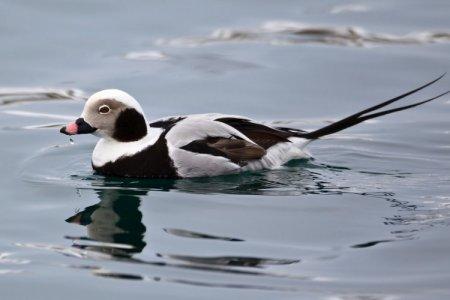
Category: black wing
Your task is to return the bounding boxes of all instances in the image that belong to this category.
[149,117,186,129]
[215,117,303,149]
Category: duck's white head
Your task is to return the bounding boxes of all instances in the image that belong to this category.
[60,89,149,142]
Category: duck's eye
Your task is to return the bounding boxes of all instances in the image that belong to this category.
[98,105,110,114]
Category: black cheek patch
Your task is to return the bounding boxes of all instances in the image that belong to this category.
[113,108,148,142]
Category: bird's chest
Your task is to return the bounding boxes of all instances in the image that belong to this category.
[92,136,179,178]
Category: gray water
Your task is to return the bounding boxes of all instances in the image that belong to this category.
[1,1,450,299]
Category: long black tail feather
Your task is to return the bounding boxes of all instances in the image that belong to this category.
[301,74,448,140]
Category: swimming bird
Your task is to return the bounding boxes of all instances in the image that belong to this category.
[60,75,448,178]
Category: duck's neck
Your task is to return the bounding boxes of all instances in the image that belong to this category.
[92,126,163,168]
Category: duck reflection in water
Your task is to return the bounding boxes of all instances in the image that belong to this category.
[65,185,300,268]
[66,188,147,258]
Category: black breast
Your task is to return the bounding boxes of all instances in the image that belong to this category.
[93,131,179,179]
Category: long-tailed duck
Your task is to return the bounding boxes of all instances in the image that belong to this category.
[60,75,448,178]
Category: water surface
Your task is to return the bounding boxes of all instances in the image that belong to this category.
[1,1,450,299]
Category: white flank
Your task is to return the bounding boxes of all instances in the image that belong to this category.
[243,137,311,171]
[170,148,241,177]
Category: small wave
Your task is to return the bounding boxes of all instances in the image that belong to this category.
[0,110,76,131]
[90,268,315,291]
[18,241,307,281]
[330,3,370,14]
[0,87,85,106]
[164,228,244,242]
[145,276,303,292]
[350,239,394,249]
[124,50,168,61]
[124,51,260,74]
[163,254,299,268]
[2,110,76,121]
[0,253,30,265]
[325,294,399,300]
[0,269,22,275]
[1,123,64,131]
[155,21,450,47]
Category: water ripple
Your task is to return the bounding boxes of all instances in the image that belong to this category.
[154,21,450,48]
[0,88,85,106]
